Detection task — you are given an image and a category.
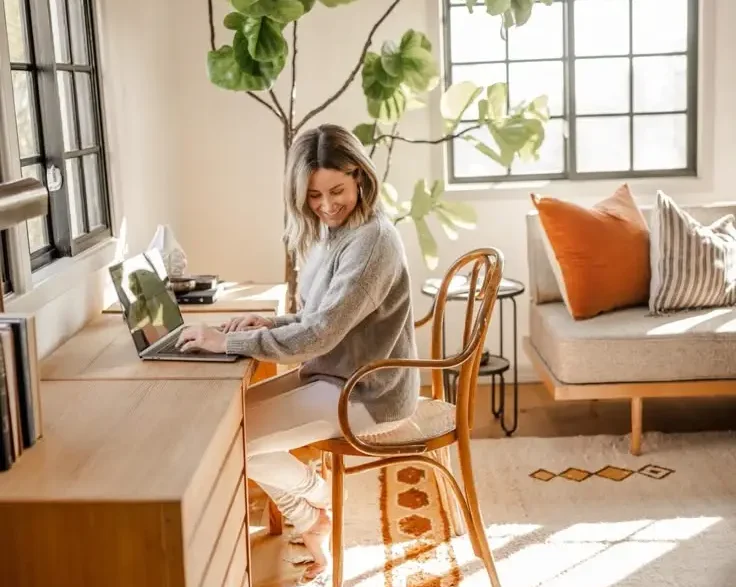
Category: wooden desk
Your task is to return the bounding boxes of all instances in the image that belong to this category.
[103,282,287,315]
[0,379,249,587]
[40,312,266,382]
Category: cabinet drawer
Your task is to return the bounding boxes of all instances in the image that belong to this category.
[185,427,244,585]
[201,476,246,587]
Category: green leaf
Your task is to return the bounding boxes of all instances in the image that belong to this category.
[400,45,439,93]
[414,217,439,271]
[224,12,247,30]
[237,0,307,16]
[208,41,281,92]
[409,180,434,221]
[478,98,489,121]
[511,0,534,26]
[436,200,477,229]
[362,52,401,101]
[435,208,460,241]
[234,29,285,89]
[232,0,260,11]
[485,0,511,15]
[486,83,507,119]
[243,16,287,62]
[367,89,407,123]
[430,179,444,201]
[318,0,358,6]
[462,134,506,166]
[297,0,317,11]
[440,81,482,132]
[399,29,432,53]
[353,123,376,146]
[379,41,403,78]
[465,0,479,13]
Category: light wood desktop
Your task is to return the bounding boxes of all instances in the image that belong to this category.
[0,282,287,587]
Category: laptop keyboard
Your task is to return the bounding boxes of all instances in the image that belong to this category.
[156,336,180,354]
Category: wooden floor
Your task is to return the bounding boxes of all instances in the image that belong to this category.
[248,382,736,587]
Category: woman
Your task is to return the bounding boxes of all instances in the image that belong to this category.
[176,123,420,584]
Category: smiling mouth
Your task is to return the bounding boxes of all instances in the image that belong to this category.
[322,206,344,218]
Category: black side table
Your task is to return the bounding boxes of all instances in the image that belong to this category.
[420,275,525,436]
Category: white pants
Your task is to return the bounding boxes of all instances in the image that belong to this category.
[245,370,380,534]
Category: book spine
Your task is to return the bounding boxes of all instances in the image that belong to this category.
[0,340,13,471]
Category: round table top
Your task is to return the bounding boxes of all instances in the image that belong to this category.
[421,275,525,301]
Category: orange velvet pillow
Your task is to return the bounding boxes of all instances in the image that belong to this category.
[530,184,651,320]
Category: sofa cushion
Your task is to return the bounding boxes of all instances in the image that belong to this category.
[531,184,651,320]
[649,190,736,314]
[529,302,736,384]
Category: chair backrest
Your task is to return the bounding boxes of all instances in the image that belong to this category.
[427,248,504,433]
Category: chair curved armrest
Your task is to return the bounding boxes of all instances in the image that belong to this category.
[336,347,476,457]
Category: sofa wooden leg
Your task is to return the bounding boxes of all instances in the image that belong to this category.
[630,398,643,456]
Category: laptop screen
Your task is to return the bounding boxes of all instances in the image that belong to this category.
[109,253,184,354]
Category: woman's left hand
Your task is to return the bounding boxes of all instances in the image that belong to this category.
[176,324,227,353]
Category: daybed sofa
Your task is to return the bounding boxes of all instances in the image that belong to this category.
[524,200,736,455]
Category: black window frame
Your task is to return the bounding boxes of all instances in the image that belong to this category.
[6,0,112,272]
[442,0,700,185]
[0,230,11,295]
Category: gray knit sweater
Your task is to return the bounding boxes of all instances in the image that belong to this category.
[225,212,420,423]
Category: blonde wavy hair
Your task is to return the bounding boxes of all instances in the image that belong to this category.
[283,123,382,259]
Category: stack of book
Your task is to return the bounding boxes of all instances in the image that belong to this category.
[0,313,43,472]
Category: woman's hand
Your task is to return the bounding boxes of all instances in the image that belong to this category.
[220,313,275,333]
[175,324,227,354]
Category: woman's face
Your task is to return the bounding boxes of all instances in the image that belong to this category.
[306,168,359,228]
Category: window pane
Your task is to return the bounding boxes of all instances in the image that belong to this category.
[452,123,508,179]
[83,154,103,230]
[68,0,89,64]
[75,73,97,147]
[633,114,687,170]
[21,165,51,252]
[633,0,688,54]
[507,2,563,60]
[633,55,687,113]
[575,57,630,115]
[4,0,29,63]
[49,0,71,63]
[574,0,629,56]
[65,158,85,237]
[11,71,40,158]
[449,6,506,63]
[509,61,564,116]
[576,116,630,172]
[57,71,78,151]
[511,118,565,175]
[451,63,507,120]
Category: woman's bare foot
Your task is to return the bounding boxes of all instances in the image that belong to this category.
[298,508,331,584]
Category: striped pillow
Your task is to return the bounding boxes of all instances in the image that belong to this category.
[649,191,736,314]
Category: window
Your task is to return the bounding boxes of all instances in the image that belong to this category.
[0,231,11,294]
[3,0,111,272]
[444,0,698,183]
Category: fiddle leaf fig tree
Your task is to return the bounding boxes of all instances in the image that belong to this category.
[206,0,552,312]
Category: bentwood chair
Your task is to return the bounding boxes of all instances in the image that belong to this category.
[308,247,506,587]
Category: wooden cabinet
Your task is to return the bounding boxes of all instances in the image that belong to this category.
[0,379,251,587]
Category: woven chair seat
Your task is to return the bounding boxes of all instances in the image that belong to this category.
[359,397,456,445]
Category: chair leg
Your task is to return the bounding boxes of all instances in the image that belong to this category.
[429,446,466,537]
[268,499,283,535]
[457,436,503,587]
[331,454,345,587]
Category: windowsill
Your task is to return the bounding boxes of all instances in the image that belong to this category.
[442,173,715,202]
[4,237,118,314]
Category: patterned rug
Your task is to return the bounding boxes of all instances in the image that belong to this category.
[312,431,736,586]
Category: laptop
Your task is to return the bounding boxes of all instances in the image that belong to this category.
[108,252,239,363]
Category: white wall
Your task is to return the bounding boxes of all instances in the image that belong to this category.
[14,0,735,375]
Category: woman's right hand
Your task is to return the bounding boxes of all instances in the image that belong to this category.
[220,313,275,333]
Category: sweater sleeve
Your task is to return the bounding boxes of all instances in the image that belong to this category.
[271,312,301,327]
[225,237,394,362]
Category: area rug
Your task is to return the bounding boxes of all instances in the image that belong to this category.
[321,431,736,587]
